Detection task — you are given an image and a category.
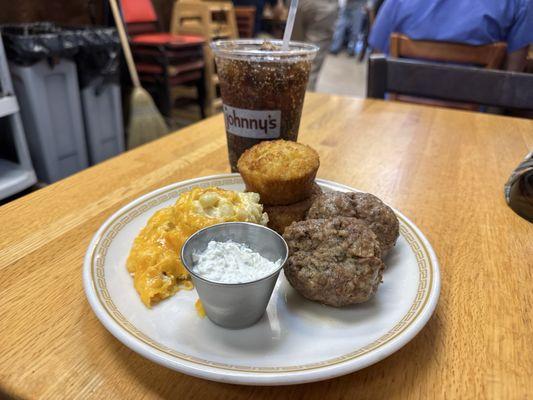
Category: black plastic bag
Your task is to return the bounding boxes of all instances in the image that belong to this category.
[1,23,120,89]
[1,22,79,64]
[69,26,120,88]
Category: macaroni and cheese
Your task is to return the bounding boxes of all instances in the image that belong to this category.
[126,187,268,307]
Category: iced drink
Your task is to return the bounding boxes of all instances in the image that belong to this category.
[211,40,318,171]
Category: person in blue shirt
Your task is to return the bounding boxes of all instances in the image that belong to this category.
[368,0,533,71]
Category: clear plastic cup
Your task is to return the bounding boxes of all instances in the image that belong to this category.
[211,39,318,171]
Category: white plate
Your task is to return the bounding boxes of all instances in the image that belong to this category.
[83,174,440,385]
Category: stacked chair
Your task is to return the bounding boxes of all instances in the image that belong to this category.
[121,0,207,118]
[170,1,238,116]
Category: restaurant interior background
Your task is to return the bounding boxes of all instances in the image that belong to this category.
[1,0,532,204]
[1,1,533,398]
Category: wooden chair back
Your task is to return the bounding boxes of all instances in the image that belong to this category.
[171,1,237,40]
[526,44,533,73]
[390,33,507,69]
[367,55,533,110]
[388,33,507,108]
[235,6,256,38]
[170,1,237,116]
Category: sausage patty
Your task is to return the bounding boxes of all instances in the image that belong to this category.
[307,191,399,255]
[283,217,385,307]
[264,183,323,234]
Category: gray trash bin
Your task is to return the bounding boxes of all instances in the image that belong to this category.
[9,59,89,182]
[80,84,124,164]
[2,23,125,182]
[74,27,124,165]
[2,23,89,183]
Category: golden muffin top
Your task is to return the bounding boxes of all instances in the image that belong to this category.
[237,140,320,181]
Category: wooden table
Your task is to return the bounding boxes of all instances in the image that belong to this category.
[1,93,532,399]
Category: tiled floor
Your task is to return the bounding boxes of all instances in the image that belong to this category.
[315,53,368,98]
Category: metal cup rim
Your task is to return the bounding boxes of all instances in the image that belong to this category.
[180,222,289,287]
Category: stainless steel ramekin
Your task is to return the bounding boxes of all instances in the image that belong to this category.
[181,222,288,329]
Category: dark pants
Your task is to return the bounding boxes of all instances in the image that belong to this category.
[330,2,365,54]
[292,0,338,90]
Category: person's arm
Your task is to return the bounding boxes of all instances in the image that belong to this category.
[368,0,400,54]
[505,46,529,72]
[505,0,533,71]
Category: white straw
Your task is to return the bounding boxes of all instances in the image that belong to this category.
[282,0,299,50]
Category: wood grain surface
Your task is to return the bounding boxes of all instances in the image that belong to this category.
[1,93,532,399]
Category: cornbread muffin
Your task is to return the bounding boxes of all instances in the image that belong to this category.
[237,140,320,205]
[264,183,323,234]
[283,217,385,307]
[307,191,399,255]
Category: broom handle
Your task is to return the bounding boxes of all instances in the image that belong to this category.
[108,0,141,88]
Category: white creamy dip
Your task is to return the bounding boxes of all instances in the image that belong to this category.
[192,240,282,283]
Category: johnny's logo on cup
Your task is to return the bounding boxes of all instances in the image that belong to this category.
[223,104,281,139]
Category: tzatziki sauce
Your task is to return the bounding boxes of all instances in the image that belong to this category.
[192,240,282,283]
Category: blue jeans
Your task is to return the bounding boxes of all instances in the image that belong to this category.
[330,2,365,54]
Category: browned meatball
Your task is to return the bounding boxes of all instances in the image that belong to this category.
[283,217,385,307]
[307,191,399,255]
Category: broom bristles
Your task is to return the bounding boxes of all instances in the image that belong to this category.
[127,87,169,149]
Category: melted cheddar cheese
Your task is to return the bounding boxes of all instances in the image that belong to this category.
[126,187,268,307]
[195,299,206,318]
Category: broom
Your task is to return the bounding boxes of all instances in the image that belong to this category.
[108,0,168,149]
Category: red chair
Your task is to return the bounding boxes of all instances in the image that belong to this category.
[120,0,206,118]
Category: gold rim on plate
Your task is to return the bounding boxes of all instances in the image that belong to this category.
[88,175,435,373]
